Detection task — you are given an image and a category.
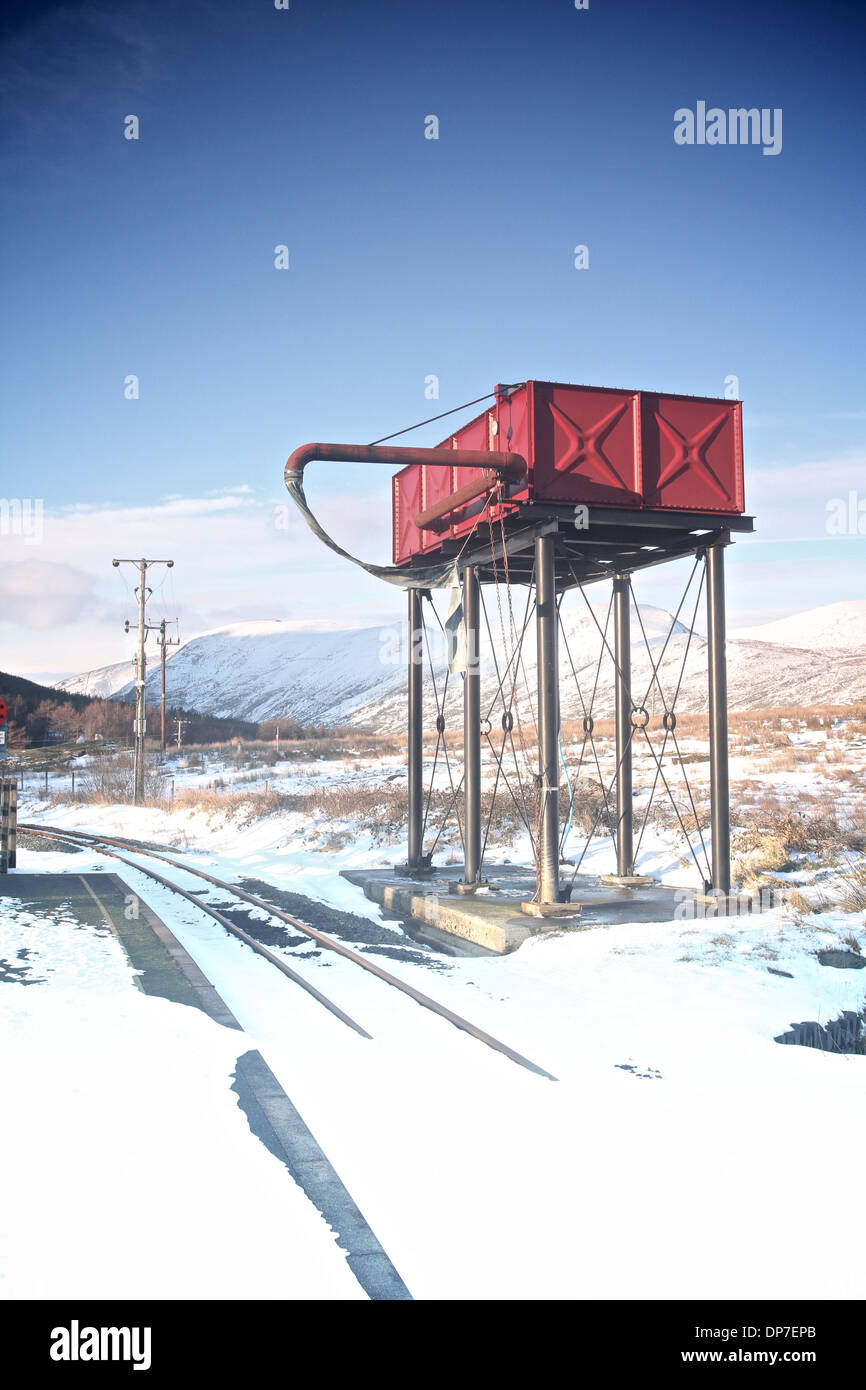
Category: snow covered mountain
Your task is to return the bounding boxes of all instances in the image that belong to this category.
[730,598,866,651]
[57,599,866,730]
[57,659,135,700]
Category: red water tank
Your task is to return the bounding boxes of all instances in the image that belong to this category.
[392,380,743,564]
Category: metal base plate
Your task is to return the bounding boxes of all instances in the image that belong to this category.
[520,900,582,919]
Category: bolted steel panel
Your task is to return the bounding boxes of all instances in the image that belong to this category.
[531,382,642,506]
[419,461,456,550]
[641,394,743,513]
[392,465,424,564]
[391,380,745,563]
[448,411,496,537]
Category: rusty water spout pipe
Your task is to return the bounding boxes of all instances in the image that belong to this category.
[285,441,526,486]
[415,470,507,531]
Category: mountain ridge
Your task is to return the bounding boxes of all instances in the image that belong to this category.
[55,599,866,729]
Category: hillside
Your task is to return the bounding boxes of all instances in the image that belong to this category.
[1,669,96,712]
[55,598,866,731]
[730,598,866,651]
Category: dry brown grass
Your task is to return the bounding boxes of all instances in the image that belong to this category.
[732,831,791,884]
[60,752,166,805]
[836,854,866,914]
[785,887,821,916]
[170,786,313,823]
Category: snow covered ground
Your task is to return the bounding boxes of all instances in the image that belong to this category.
[3,737,866,1300]
[0,894,365,1300]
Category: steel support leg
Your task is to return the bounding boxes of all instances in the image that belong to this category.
[613,573,634,877]
[536,533,561,903]
[706,544,731,894]
[463,564,482,886]
[407,587,424,868]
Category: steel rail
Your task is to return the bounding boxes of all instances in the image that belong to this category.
[23,824,372,1039]
[22,823,558,1081]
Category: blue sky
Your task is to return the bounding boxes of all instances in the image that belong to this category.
[1,0,864,678]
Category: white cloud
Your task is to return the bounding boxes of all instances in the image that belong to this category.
[0,560,105,629]
[4,466,863,683]
[2,487,400,678]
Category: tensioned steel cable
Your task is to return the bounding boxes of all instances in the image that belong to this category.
[560,559,713,887]
[478,589,536,859]
[557,593,616,854]
[368,384,526,446]
[479,585,536,825]
[630,566,712,882]
[421,594,465,856]
[419,599,463,854]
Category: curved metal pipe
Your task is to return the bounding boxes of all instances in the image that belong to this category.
[285,441,526,485]
[415,470,505,531]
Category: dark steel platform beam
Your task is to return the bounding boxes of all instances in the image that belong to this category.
[518,503,755,534]
[463,564,482,886]
[613,573,634,877]
[536,532,561,903]
[447,516,742,592]
[706,543,731,894]
[407,587,424,868]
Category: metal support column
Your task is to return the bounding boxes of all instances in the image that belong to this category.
[462,564,482,886]
[706,543,731,895]
[407,587,425,868]
[613,573,634,877]
[536,532,561,903]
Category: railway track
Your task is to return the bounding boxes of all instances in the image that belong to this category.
[20,822,557,1081]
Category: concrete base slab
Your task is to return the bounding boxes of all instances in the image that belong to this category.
[341,863,776,953]
[693,887,783,916]
[342,871,538,953]
[346,861,783,950]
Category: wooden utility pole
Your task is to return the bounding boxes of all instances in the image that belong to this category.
[113,557,174,804]
[156,618,180,752]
